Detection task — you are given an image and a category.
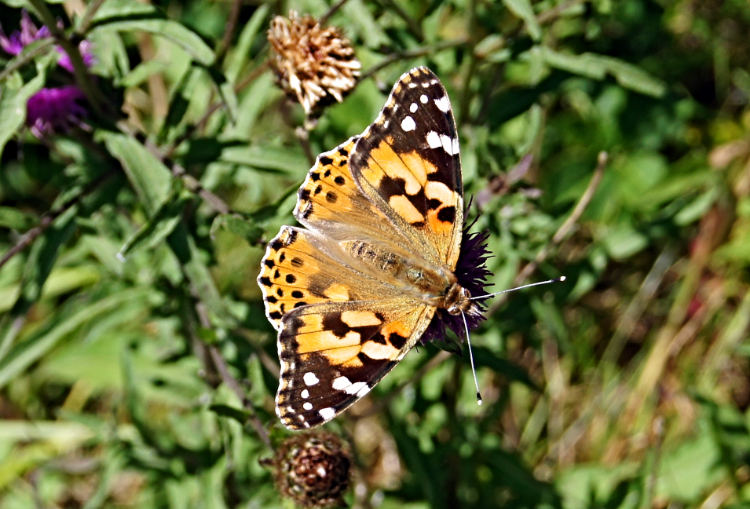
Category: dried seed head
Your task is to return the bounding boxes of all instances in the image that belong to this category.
[268,11,360,115]
[274,432,351,508]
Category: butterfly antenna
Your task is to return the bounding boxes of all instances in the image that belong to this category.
[470,276,566,301]
[461,311,483,406]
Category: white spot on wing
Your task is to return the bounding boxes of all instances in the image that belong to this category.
[346,382,368,395]
[420,94,428,104]
[303,402,313,410]
[356,385,371,396]
[301,389,309,399]
[319,407,336,420]
[434,96,450,113]
[426,131,441,149]
[332,376,352,390]
[401,116,416,132]
[440,134,459,155]
[410,103,418,113]
[303,372,319,386]
[425,131,459,155]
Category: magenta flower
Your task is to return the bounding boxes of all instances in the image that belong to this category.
[26,86,88,138]
[0,11,93,137]
[0,11,50,55]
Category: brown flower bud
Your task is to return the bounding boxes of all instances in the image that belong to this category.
[274,432,351,508]
[268,11,360,115]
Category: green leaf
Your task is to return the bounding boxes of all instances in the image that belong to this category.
[602,223,649,260]
[472,346,538,389]
[0,207,38,230]
[0,72,45,159]
[120,59,166,88]
[9,207,78,318]
[118,190,190,260]
[540,47,667,97]
[158,66,200,143]
[0,38,55,84]
[210,214,264,246]
[225,4,270,84]
[88,0,160,21]
[92,19,215,66]
[220,145,308,174]
[341,0,390,48]
[101,132,172,213]
[504,0,542,41]
[0,288,149,390]
[0,266,100,314]
[209,404,251,424]
[203,65,238,124]
[168,223,239,328]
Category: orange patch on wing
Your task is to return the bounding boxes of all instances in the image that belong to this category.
[425,181,455,205]
[427,209,454,234]
[389,195,425,223]
[297,330,361,354]
[322,345,364,365]
[361,341,399,360]
[323,283,350,300]
[398,151,434,184]
[367,143,424,194]
[341,310,383,327]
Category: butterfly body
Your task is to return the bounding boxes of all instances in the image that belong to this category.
[259,67,475,429]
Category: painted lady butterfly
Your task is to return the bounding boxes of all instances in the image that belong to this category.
[258,67,484,430]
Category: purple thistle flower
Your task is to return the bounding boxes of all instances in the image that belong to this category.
[26,86,88,138]
[421,216,493,344]
[0,11,50,55]
[0,11,94,137]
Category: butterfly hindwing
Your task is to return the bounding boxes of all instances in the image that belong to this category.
[350,67,464,267]
[276,300,435,429]
[259,226,389,330]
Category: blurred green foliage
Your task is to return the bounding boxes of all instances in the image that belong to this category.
[1,0,750,507]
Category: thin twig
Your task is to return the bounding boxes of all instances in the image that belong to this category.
[295,126,316,166]
[0,171,115,272]
[209,346,273,450]
[170,163,231,214]
[75,0,107,35]
[377,0,423,40]
[320,0,351,26]
[488,151,607,314]
[360,38,471,82]
[215,0,243,63]
[189,301,272,450]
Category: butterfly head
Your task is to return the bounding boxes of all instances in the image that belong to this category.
[444,284,482,317]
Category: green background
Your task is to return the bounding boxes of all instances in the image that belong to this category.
[1,0,749,507]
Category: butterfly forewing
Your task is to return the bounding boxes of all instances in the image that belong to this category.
[350,67,464,267]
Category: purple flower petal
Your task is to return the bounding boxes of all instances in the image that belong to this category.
[0,11,50,56]
[26,86,88,137]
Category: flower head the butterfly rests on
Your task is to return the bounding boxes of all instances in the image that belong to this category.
[0,11,94,138]
[258,66,564,430]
